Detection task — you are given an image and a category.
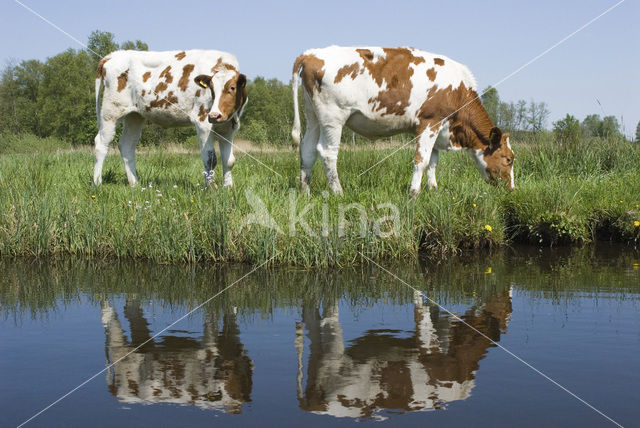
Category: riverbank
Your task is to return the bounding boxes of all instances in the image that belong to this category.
[1,136,639,266]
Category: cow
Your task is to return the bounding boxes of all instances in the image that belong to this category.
[93,49,248,187]
[291,46,515,197]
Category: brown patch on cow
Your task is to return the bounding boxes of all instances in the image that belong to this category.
[293,54,325,97]
[142,71,151,82]
[96,57,110,79]
[141,89,146,97]
[414,141,423,164]
[360,48,425,116]
[159,66,173,83]
[210,58,223,73]
[434,57,445,66]
[154,81,168,93]
[174,51,186,60]
[223,63,236,71]
[195,89,201,97]
[216,72,247,118]
[334,62,360,83]
[198,104,207,122]
[413,118,442,165]
[117,69,129,92]
[178,64,195,91]
[146,91,179,111]
[417,82,496,151]
[356,48,374,62]
[426,67,436,82]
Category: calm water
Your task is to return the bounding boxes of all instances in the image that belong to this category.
[1,246,639,427]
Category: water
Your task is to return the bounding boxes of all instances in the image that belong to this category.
[1,246,639,427]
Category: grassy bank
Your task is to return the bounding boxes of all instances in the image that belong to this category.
[1,135,639,266]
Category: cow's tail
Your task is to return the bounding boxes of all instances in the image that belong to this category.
[95,76,103,129]
[95,58,108,130]
[291,55,304,149]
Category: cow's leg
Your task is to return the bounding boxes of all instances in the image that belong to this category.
[217,129,236,187]
[118,113,144,186]
[197,126,217,188]
[299,95,320,194]
[410,123,441,198]
[318,124,344,195]
[93,118,117,185]
[426,149,439,190]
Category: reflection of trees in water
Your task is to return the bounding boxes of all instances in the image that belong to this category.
[296,288,512,419]
[101,300,252,413]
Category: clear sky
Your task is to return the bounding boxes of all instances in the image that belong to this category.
[1,0,637,136]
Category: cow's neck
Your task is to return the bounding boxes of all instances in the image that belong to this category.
[452,89,495,150]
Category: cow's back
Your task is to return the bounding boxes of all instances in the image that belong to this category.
[98,50,239,125]
[298,46,477,129]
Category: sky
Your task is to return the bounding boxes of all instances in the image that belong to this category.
[1,0,638,137]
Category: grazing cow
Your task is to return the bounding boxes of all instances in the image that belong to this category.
[291,46,515,196]
[94,50,248,187]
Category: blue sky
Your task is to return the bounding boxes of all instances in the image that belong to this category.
[1,0,637,136]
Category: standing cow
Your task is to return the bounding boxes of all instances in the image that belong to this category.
[94,50,248,187]
[291,46,514,197]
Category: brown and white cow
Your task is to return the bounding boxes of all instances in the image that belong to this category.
[291,46,514,196]
[94,50,248,187]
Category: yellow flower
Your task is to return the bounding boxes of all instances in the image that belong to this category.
[634,220,640,227]
[569,177,572,181]
[485,267,492,274]
[452,196,456,200]
[191,199,195,203]
[91,195,96,199]
[473,203,477,208]
[485,224,492,231]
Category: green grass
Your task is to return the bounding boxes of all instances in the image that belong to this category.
[1,134,639,266]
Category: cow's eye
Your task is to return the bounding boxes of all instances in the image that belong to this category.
[230,86,236,91]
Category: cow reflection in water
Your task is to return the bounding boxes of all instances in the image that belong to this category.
[101,300,252,413]
[296,289,512,418]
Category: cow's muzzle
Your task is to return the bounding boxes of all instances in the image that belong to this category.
[208,112,227,124]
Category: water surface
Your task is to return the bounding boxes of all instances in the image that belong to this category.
[1,246,639,426]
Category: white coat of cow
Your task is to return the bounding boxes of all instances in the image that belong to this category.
[291,46,515,196]
[94,49,247,187]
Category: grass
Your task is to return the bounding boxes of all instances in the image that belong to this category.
[1,134,639,266]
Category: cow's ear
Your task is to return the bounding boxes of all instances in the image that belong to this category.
[489,127,502,149]
[236,74,248,110]
[194,75,211,89]
[237,73,247,89]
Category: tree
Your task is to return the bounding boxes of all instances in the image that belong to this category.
[0,59,45,135]
[582,114,601,137]
[38,49,96,144]
[636,121,640,143]
[526,101,549,133]
[481,86,499,124]
[239,77,296,145]
[120,40,149,51]
[600,116,620,139]
[553,114,581,146]
[87,30,118,59]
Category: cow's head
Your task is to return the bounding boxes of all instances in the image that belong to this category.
[480,127,515,189]
[194,68,247,124]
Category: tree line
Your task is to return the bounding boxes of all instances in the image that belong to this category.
[480,86,632,143]
[0,30,636,148]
